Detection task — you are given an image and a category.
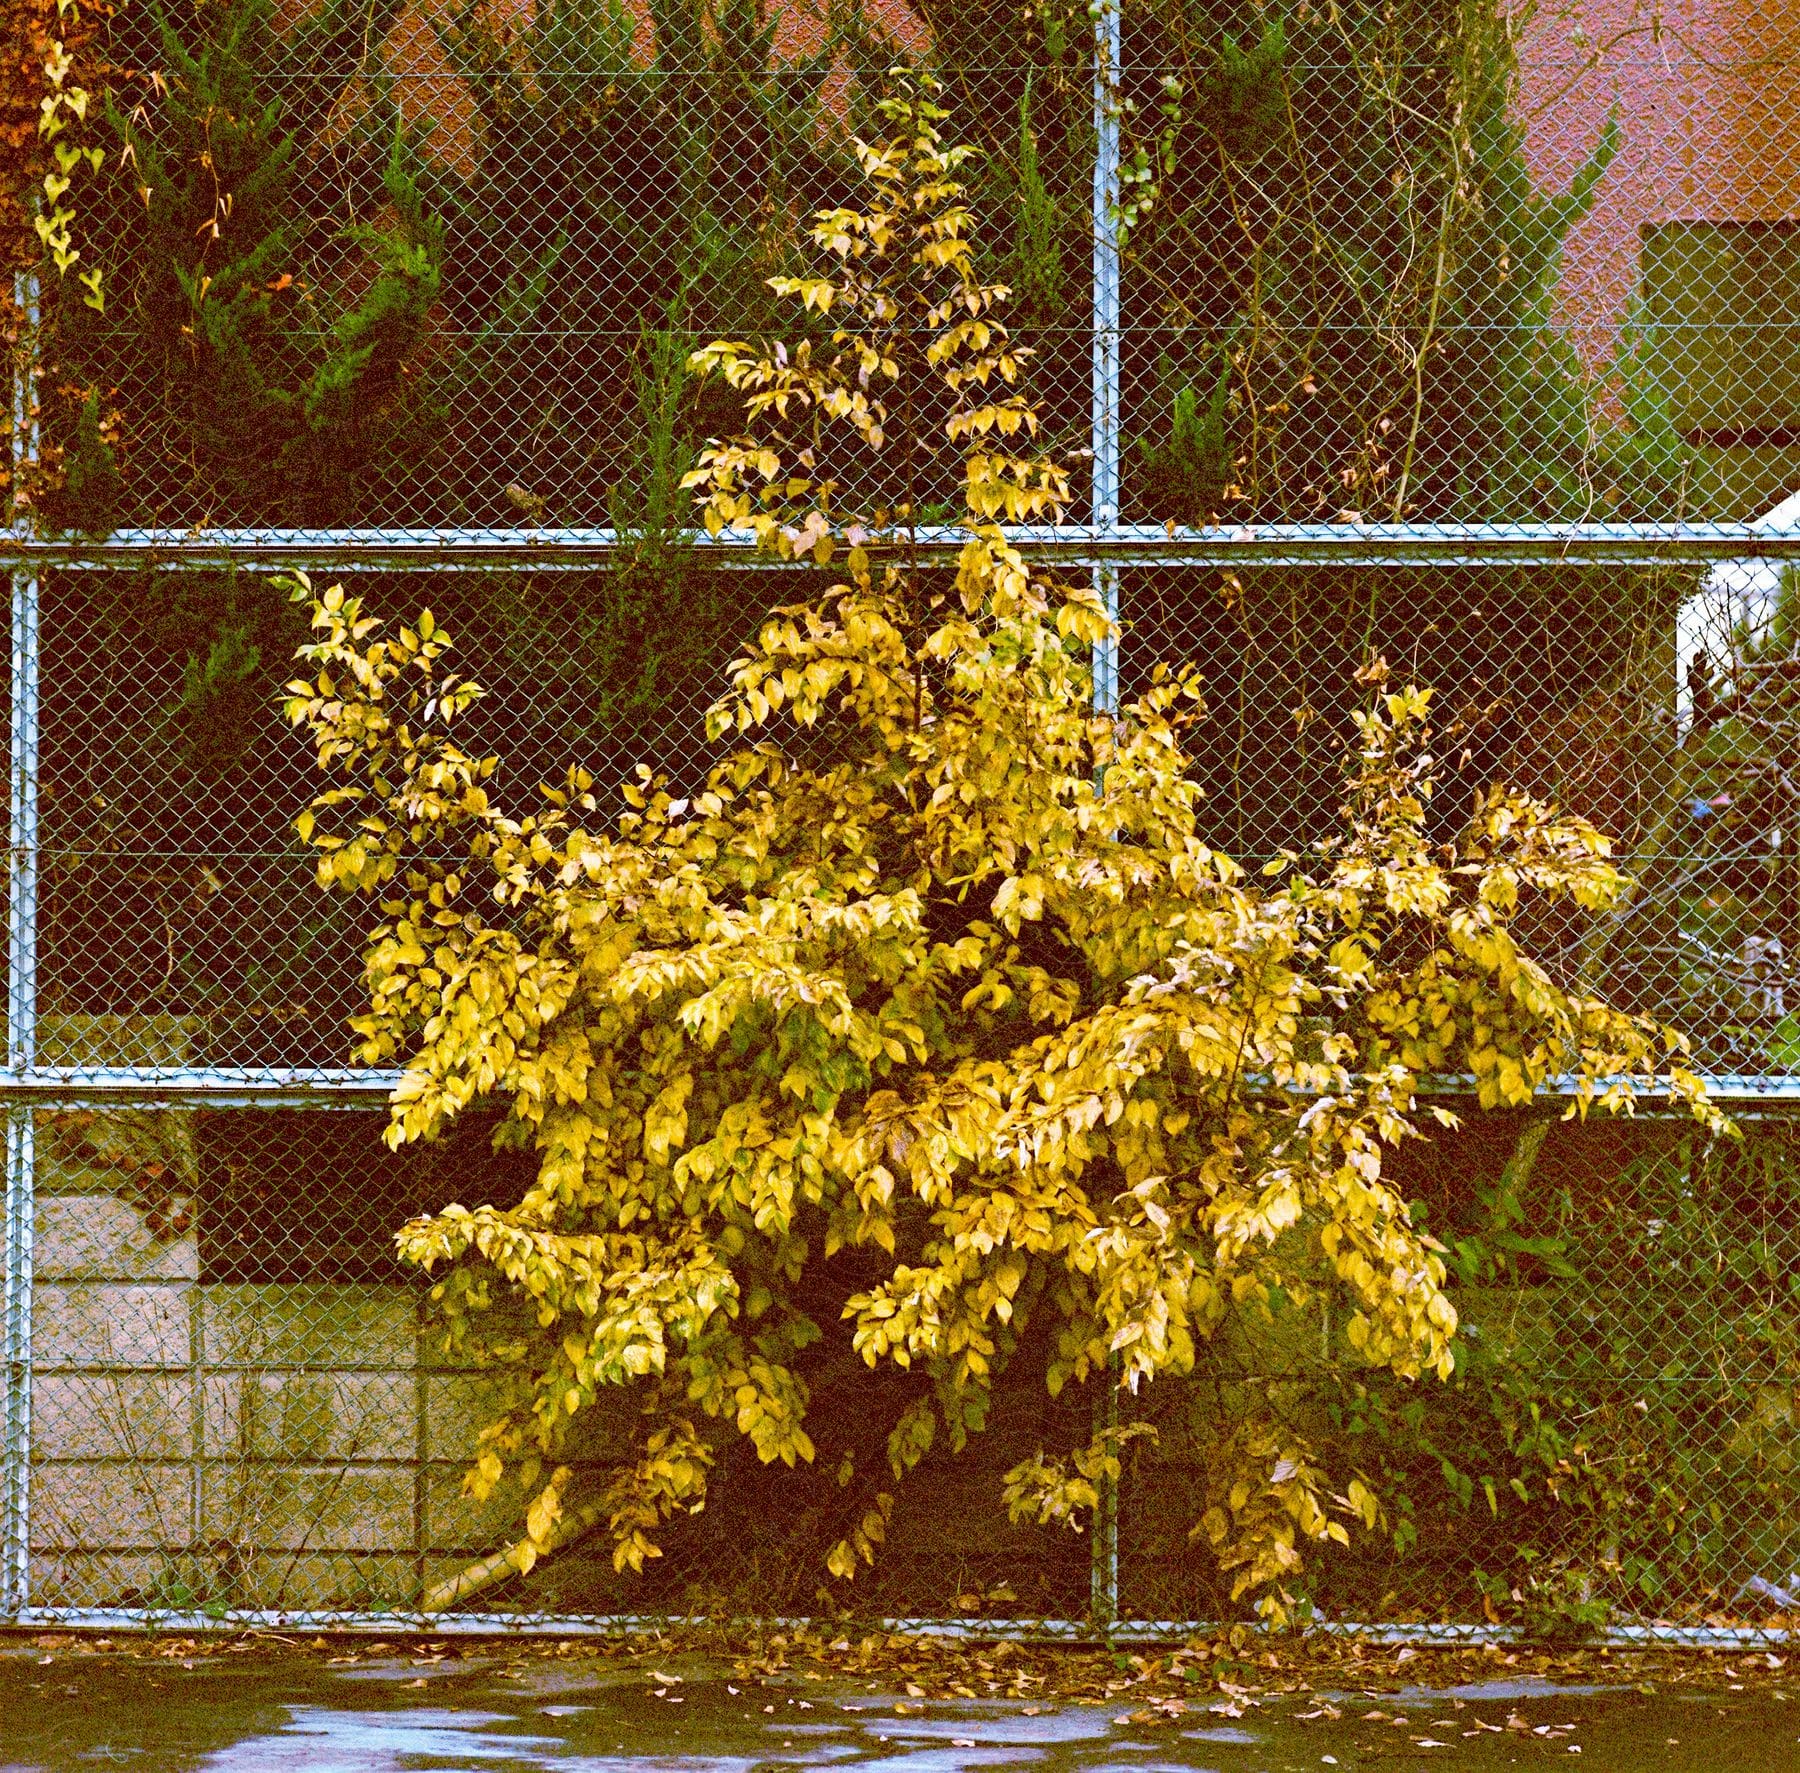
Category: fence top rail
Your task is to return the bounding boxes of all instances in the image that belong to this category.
[12,523,1800,572]
[2,1068,1796,1108]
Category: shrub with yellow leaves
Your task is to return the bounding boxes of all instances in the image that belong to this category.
[282,78,1724,1620]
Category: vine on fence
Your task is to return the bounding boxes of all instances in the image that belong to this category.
[36,0,103,312]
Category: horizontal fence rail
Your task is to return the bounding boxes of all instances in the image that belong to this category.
[18,522,1800,571]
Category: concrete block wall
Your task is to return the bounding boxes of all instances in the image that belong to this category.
[17,1103,1095,1619]
[26,1105,517,1611]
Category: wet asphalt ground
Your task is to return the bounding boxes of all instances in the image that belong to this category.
[2,1642,1798,1771]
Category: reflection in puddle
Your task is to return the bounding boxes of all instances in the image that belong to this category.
[0,1653,1793,1773]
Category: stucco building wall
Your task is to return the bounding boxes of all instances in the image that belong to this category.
[1521,0,1800,514]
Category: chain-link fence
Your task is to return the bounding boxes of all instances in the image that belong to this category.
[8,0,1800,1642]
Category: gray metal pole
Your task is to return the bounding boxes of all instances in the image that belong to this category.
[2,271,41,1618]
[1,271,39,1619]
[1,1112,31,1619]
[13,522,1800,574]
[1088,0,1123,1635]
[1089,1363,1121,1631]
[1090,0,1122,720]
[9,293,38,1082]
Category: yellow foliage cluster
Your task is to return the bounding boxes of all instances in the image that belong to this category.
[282,80,1721,1616]
[36,0,104,310]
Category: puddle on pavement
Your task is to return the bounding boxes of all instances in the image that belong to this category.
[0,1652,1795,1771]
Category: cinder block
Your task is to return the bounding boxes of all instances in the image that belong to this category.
[32,1372,193,1461]
[25,1551,192,1609]
[24,1547,422,1612]
[424,1463,530,1553]
[203,1370,416,1463]
[34,1194,198,1281]
[30,1461,194,1551]
[421,1374,511,1462]
[210,1549,422,1611]
[35,1014,194,1069]
[32,1283,191,1368]
[199,1462,416,1553]
[199,1284,419,1369]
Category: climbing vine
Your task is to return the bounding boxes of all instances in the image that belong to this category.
[36,0,104,312]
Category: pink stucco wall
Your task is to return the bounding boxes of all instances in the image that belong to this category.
[1520,0,1800,363]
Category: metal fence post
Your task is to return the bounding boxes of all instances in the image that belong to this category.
[1090,0,1122,717]
[1088,0,1123,1635]
[1089,1364,1120,1631]
[9,274,39,1082]
[2,271,42,1620]
[1,1111,32,1620]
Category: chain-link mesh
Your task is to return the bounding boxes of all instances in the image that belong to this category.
[1120,1117,1800,1638]
[1113,2,1800,529]
[8,0,1800,1641]
[30,9,1096,535]
[24,1104,1091,1618]
[31,565,794,1072]
[27,1103,1800,1636]
[36,559,1789,1082]
[1116,560,1792,1072]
